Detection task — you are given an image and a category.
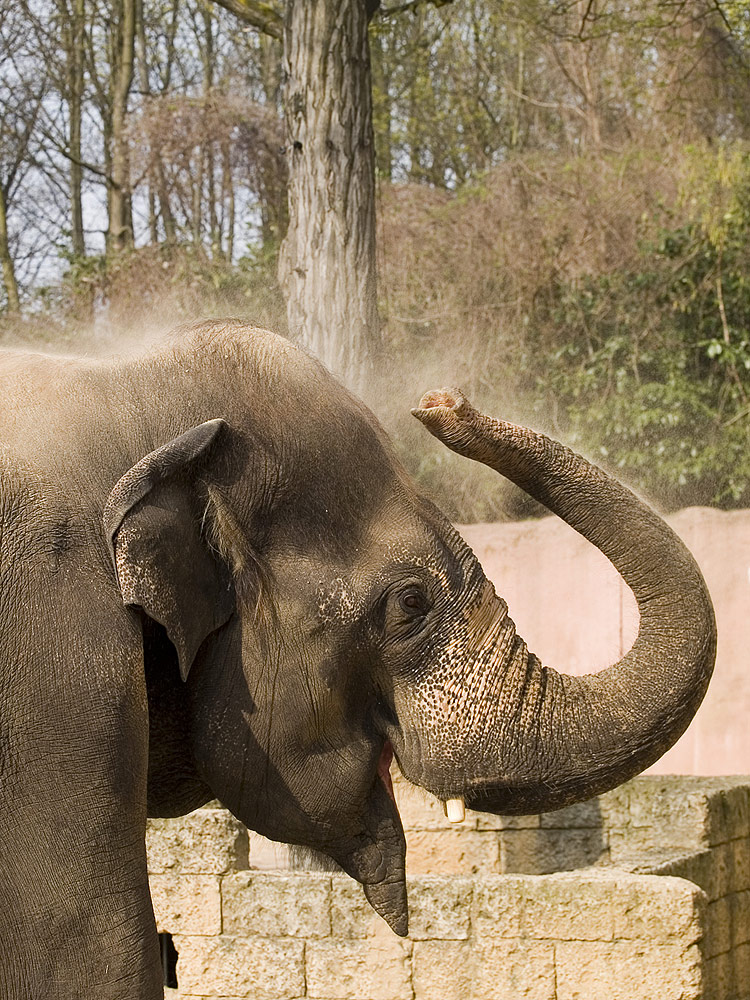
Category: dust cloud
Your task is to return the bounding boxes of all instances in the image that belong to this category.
[0,305,553,525]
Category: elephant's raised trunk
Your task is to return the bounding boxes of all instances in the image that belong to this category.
[412,389,716,815]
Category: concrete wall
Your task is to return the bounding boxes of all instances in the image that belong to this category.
[148,776,750,1000]
[459,507,750,775]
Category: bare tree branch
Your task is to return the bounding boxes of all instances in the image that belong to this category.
[379,0,455,17]
[209,0,283,40]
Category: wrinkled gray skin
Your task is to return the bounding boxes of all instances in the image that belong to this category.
[0,321,715,998]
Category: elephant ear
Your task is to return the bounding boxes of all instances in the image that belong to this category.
[103,420,235,681]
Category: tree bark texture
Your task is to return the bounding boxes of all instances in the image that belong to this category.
[108,0,136,252]
[0,185,20,313]
[135,0,158,244]
[210,0,283,40]
[278,0,380,383]
[68,0,86,256]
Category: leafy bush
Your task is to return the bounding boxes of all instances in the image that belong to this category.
[534,148,750,509]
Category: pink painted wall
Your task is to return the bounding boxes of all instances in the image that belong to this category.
[459,508,750,776]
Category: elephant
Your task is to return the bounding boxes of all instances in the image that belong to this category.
[0,319,715,999]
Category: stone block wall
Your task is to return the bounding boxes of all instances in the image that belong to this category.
[148,776,750,1000]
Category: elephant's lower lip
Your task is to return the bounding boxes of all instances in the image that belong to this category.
[377,741,395,804]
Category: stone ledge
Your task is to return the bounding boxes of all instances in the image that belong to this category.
[150,776,750,1000]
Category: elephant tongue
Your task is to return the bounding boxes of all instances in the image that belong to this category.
[328,768,408,936]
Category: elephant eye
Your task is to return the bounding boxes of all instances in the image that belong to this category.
[398,586,430,618]
[376,582,432,639]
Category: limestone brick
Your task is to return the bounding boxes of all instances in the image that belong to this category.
[222,872,331,938]
[704,785,750,845]
[607,827,653,860]
[713,842,739,900]
[147,809,248,875]
[704,949,735,1000]
[519,873,616,942]
[412,941,473,999]
[555,940,703,1000]
[732,889,750,946]
[734,836,750,891]
[734,942,750,999]
[609,822,706,862]
[471,939,556,1000]
[305,939,413,1000]
[474,811,541,830]
[705,895,733,958]
[405,828,499,875]
[611,875,705,944]
[597,783,631,831]
[471,876,526,939]
[411,935,560,1000]
[642,848,719,899]
[149,874,221,935]
[173,935,304,998]
[625,778,710,849]
[406,876,473,940]
[539,797,603,829]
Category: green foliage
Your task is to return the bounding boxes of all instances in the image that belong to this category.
[533,147,750,509]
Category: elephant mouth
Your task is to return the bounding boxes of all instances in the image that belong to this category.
[323,741,407,936]
[338,739,467,936]
[390,741,467,824]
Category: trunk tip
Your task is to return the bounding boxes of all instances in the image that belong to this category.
[418,388,459,410]
[412,388,475,435]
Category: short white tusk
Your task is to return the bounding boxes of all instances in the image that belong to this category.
[444,797,465,823]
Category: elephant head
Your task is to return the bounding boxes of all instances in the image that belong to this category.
[101,324,715,937]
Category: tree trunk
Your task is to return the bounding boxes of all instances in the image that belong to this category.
[278,0,380,385]
[156,0,180,244]
[222,138,235,261]
[192,146,204,245]
[69,0,86,256]
[156,158,177,245]
[0,185,20,314]
[135,0,158,244]
[201,6,220,257]
[370,21,392,180]
[108,0,136,253]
